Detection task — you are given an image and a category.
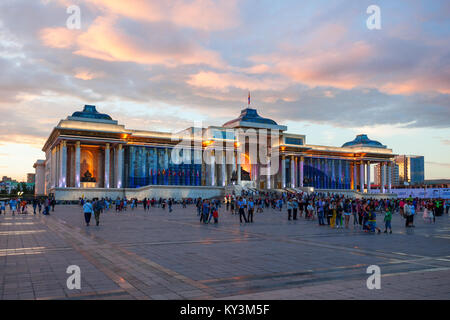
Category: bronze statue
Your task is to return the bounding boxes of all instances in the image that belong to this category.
[81,170,96,182]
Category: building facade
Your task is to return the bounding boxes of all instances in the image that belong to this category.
[374,162,399,187]
[34,105,398,200]
[27,173,36,184]
[394,155,425,185]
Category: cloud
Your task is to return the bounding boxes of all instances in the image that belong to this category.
[39,15,225,68]
[73,68,105,80]
[39,27,79,49]
[86,0,240,31]
[0,0,449,136]
[187,71,290,92]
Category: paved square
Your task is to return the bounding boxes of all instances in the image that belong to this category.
[0,204,449,299]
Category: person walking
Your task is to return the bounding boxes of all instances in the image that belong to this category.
[44,198,50,215]
[93,198,104,226]
[247,198,255,223]
[237,197,248,223]
[404,201,411,227]
[83,200,93,226]
[384,206,393,233]
[32,199,38,215]
[343,199,352,229]
[317,199,325,225]
[212,205,219,224]
[408,201,415,227]
[0,200,5,215]
[287,199,293,221]
[196,198,202,216]
[336,201,343,229]
[201,200,210,224]
[9,198,17,216]
[293,198,298,220]
[330,201,337,228]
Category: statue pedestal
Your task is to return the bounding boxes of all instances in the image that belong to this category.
[81,182,98,188]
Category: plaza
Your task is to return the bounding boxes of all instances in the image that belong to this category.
[0,204,449,300]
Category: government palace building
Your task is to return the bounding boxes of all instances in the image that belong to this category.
[33,105,397,200]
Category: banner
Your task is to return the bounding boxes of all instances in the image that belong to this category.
[389,188,450,199]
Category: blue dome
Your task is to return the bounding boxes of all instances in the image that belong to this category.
[342,134,385,148]
[223,108,278,127]
[71,105,113,121]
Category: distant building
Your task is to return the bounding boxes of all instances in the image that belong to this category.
[374,163,399,186]
[27,173,36,184]
[394,155,425,185]
[423,179,450,188]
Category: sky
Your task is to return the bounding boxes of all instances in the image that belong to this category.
[0,0,449,181]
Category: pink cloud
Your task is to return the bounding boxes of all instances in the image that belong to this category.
[40,16,224,68]
[87,0,239,31]
[187,70,290,92]
[39,27,79,49]
[73,68,105,80]
[252,41,373,90]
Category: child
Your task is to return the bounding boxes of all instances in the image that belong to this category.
[213,207,219,224]
[423,204,434,224]
[384,207,393,233]
[368,207,381,234]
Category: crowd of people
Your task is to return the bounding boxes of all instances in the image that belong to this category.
[0,197,56,216]
[223,192,449,232]
[1,192,448,233]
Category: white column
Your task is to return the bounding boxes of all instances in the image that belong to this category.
[210,150,215,186]
[290,156,295,188]
[59,141,67,187]
[353,162,357,190]
[104,143,110,188]
[367,161,371,192]
[267,157,271,189]
[55,144,60,188]
[360,161,365,192]
[381,162,386,193]
[299,156,304,187]
[388,162,392,193]
[221,151,226,186]
[116,144,123,188]
[75,141,80,188]
[281,155,286,188]
[236,152,241,185]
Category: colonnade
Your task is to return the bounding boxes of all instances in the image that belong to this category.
[48,142,394,193]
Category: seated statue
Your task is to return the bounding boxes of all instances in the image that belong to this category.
[81,170,96,182]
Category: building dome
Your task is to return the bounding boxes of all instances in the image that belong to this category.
[342,134,386,148]
[223,108,278,127]
[71,105,113,121]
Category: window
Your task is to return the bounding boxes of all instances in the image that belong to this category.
[285,137,303,145]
